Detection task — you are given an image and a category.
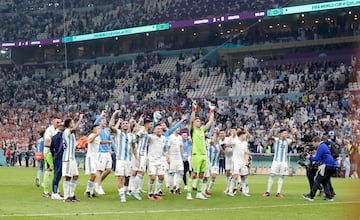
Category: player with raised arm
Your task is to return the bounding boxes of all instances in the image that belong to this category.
[205,128,221,195]
[147,123,167,200]
[85,124,101,198]
[262,123,297,198]
[218,129,232,194]
[94,110,114,195]
[147,114,188,199]
[109,110,138,202]
[167,127,186,194]
[200,124,215,198]
[159,114,187,195]
[181,131,192,190]
[186,101,215,200]
[227,129,250,197]
[62,114,83,202]
[129,116,152,196]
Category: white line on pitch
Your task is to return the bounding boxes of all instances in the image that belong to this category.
[1,201,359,217]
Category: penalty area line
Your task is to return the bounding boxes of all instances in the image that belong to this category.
[1,201,359,217]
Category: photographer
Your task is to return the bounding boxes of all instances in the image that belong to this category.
[303,136,338,201]
[298,146,321,192]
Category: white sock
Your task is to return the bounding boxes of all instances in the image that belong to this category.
[135,174,144,192]
[241,179,246,193]
[63,181,70,199]
[201,179,207,194]
[118,188,125,199]
[87,181,95,194]
[266,176,274,193]
[70,179,77,197]
[176,172,183,189]
[155,179,163,194]
[229,178,237,193]
[208,178,216,191]
[129,176,136,192]
[86,181,91,192]
[277,176,284,194]
[169,173,175,190]
[148,179,154,195]
[164,172,170,188]
[225,175,231,191]
[36,170,43,179]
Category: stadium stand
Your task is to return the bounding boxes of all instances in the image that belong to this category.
[0,0,339,41]
[0,0,359,177]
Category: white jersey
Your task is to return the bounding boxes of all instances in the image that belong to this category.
[63,128,76,161]
[220,137,232,157]
[168,134,183,160]
[44,125,57,153]
[115,130,136,161]
[232,138,249,164]
[148,134,166,162]
[273,137,292,163]
[87,133,100,156]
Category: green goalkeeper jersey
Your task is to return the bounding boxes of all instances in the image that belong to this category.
[190,126,207,156]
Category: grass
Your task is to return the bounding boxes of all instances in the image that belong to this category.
[0,166,359,220]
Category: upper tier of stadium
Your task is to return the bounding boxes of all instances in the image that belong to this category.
[0,0,324,42]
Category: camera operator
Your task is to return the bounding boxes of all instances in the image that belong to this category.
[298,146,321,192]
[303,136,338,201]
[297,145,324,196]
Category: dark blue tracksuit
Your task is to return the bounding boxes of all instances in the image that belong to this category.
[51,132,64,194]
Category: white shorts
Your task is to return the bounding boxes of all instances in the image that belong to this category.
[169,159,184,173]
[133,156,147,172]
[210,166,219,175]
[85,155,98,175]
[270,161,288,176]
[148,161,165,176]
[232,162,249,176]
[97,152,112,171]
[161,156,169,171]
[115,160,132,177]
[225,156,233,170]
[62,160,79,177]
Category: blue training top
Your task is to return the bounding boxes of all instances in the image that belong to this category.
[310,141,338,167]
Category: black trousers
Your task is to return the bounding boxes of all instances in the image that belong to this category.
[310,165,336,199]
[306,167,317,191]
[183,160,190,186]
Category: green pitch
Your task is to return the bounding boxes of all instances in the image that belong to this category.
[0,166,359,220]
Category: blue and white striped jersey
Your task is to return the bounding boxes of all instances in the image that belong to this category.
[273,137,292,163]
[62,129,76,161]
[136,130,149,157]
[208,144,221,167]
[115,129,136,161]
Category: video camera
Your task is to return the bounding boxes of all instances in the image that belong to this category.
[297,144,317,169]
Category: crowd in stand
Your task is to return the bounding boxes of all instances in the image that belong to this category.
[1,54,359,155]
[2,0,359,42]
[227,60,354,96]
[0,0,284,41]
